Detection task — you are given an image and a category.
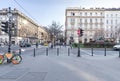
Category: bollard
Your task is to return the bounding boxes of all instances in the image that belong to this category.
[71,45,72,49]
[60,44,61,48]
[46,48,48,56]
[119,49,120,58]
[57,48,59,56]
[34,48,35,57]
[104,47,106,56]
[19,49,21,55]
[68,48,70,56]
[91,47,93,56]
[77,47,80,57]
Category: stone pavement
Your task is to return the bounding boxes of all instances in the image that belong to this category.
[0,47,120,81]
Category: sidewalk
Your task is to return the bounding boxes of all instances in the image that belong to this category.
[0,49,120,81]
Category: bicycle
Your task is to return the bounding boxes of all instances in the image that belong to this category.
[0,51,22,64]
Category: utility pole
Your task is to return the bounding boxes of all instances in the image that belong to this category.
[8,7,12,53]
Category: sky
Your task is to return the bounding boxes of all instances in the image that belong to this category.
[0,0,120,28]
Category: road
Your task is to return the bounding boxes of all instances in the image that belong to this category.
[0,45,120,81]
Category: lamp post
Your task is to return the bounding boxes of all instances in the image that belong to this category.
[7,7,13,53]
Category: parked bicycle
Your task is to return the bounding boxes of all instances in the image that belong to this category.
[0,51,22,64]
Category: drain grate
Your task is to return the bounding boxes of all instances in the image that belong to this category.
[0,68,28,79]
[17,72,47,81]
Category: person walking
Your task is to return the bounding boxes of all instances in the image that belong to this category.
[36,42,38,48]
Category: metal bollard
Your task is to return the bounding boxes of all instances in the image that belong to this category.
[91,47,93,56]
[119,49,120,58]
[68,48,70,56]
[34,48,35,57]
[19,49,21,55]
[60,45,61,48]
[46,48,48,56]
[57,48,59,56]
[104,47,106,56]
[77,47,80,57]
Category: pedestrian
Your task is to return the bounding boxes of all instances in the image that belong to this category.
[36,42,38,48]
[49,42,52,48]
[70,42,72,49]
[64,42,66,47]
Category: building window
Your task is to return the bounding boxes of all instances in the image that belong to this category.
[111,14,113,17]
[0,38,2,42]
[106,20,108,24]
[85,19,87,23]
[95,19,97,22]
[80,12,82,16]
[101,13,103,16]
[106,14,109,17]
[71,18,75,22]
[100,19,102,22]
[90,19,92,23]
[106,34,108,37]
[80,19,82,22]
[96,12,97,16]
[90,25,92,29]
[116,14,118,17]
[116,20,117,24]
[111,20,113,24]
[71,12,75,16]
[85,12,87,16]
[110,33,112,37]
[90,13,92,16]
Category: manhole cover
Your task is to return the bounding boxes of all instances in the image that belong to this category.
[17,72,47,81]
[0,68,28,79]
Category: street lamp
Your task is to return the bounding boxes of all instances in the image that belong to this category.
[7,7,13,53]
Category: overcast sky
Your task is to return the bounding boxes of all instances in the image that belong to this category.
[0,0,120,28]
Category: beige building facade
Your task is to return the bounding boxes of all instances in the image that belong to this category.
[0,8,49,44]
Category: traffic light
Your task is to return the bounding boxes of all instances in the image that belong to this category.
[80,29,83,36]
[11,22,15,31]
[1,21,8,33]
[77,29,80,36]
[77,28,84,37]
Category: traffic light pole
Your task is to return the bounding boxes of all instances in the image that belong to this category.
[77,35,80,57]
[8,7,12,53]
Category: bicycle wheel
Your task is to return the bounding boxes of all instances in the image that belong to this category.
[0,55,4,64]
[11,55,22,64]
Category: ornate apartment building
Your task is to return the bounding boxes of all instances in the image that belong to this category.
[65,7,120,44]
[0,8,49,44]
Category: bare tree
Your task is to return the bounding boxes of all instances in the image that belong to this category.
[93,28,104,41]
[47,21,63,42]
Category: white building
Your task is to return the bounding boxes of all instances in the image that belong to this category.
[104,8,120,43]
[65,7,120,44]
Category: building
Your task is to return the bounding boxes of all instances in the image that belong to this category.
[65,7,120,44]
[0,8,48,44]
[104,8,120,43]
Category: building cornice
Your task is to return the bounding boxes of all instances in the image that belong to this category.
[66,7,120,11]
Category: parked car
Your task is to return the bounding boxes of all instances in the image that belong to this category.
[113,44,120,50]
[19,43,31,47]
[44,42,48,46]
